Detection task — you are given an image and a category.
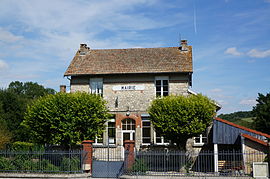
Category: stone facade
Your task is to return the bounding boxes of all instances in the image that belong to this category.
[70,73,190,150]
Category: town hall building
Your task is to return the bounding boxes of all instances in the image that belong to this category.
[64,40,193,149]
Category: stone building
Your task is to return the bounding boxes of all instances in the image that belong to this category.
[64,40,193,150]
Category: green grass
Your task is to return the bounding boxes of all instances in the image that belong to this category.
[229,117,255,130]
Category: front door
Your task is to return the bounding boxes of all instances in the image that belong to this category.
[122,131,135,144]
[122,118,136,145]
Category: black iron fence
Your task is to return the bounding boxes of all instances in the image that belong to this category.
[0,150,86,173]
[124,150,269,177]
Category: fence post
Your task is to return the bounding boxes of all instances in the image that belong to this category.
[82,140,94,173]
[124,140,135,169]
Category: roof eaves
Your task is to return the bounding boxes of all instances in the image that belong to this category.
[241,133,268,146]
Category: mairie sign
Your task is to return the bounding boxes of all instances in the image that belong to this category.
[112,85,145,91]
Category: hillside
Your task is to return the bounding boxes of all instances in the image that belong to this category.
[217,111,255,130]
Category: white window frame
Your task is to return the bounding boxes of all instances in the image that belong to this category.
[154,130,170,145]
[108,119,116,145]
[94,135,103,145]
[155,76,169,97]
[142,119,151,145]
[90,78,103,95]
[193,134,208,146]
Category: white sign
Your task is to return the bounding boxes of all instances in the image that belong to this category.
[112,85,145,91]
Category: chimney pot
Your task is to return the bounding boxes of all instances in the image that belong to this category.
[60,85,66,93]
[181,40,188,51]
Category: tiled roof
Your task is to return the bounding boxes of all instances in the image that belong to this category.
[215,117,270,139]
[241,133,268,146]
[64,46,192,76]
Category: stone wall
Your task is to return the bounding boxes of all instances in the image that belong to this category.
[70,73,190,112]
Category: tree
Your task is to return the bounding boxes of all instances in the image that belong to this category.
[0,81,56,142]
[253,92,270,135]
[148,94,216,148]
[8,81,55,99]
[22,92,110,147]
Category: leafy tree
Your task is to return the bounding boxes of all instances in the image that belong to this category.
[0,81,56,142]
[148,94,216,148]
[22,92,109,147]
[253,92,270,135]
[218,111,254,122]
[8,81,55,99]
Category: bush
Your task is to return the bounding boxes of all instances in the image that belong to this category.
[60,157,81,172]
[0,157,15,171]
[131,158,148,174]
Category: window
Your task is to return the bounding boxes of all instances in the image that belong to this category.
[155,76,169,97]
[193,134,208,146]
[122,118,135,130]
[142,120,151,144]
[90,78,103,96]
[155,130,169,145]
[94,135,103,145]
[108,121,115,144]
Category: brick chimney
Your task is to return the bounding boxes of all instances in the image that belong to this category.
[60,85,66,93]
[181,40,188,51]
[79,44,90,55]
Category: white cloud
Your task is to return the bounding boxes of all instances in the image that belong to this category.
[239,99,257,106]
[247,49,270,58]
[0,60,8,70]
[224,47,242,56]
[0,28,23,43]
[209,88,223,93]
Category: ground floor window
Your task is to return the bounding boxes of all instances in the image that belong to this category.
[155,131,170,145]
[108,121,115,144]
[142,120,151,144]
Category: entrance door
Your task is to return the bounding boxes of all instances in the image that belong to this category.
[122,118,136,145]
[123,131,135,144]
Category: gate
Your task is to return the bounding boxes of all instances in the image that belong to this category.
[92,146,125,178]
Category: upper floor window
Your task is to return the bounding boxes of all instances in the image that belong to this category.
[155,76,169,97]
[90,78,103,96]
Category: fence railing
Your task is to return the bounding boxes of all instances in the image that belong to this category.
[124,150,269,177]
[0,150,86,173]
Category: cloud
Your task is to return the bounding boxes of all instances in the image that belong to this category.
[247,49,270,58]
[0,28,23,43]
[209,88,223,93]
[265,0,270,3]
[239,99,257,106]
[224,47,242,56]
[0,60,8,70]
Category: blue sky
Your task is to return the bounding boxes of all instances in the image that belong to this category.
[0,0,269,114]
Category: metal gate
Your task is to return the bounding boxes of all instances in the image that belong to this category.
[92,146,125,178]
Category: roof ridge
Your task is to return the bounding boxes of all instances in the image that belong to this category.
[215,117,270,139]
[90,46,181,51]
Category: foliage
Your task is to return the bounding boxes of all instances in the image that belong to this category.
[148,94,216,148]
[0,121,12,149]
[60,157,81,172]
[218,111,254,122]
[10,141,35,151]
[0,81,55,142]
[23,92,109,147]
[131,158,148,174]
[253,92,270,135]
[8,81,55,99]
[0,157,16,170]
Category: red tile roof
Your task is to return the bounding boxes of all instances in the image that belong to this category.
[64,46,193,76]
[215,117,270,139]
[241,133,268,146]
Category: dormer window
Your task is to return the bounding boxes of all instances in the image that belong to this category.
[155,76,169,97]
[90,78,103,96]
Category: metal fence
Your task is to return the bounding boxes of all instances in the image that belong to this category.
[0,150,86,173]
[124,150,269,177]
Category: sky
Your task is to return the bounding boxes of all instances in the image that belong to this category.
[0,0,269,114]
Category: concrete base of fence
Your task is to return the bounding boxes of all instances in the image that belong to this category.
[0,173,91,178]
[120,176,253,179]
